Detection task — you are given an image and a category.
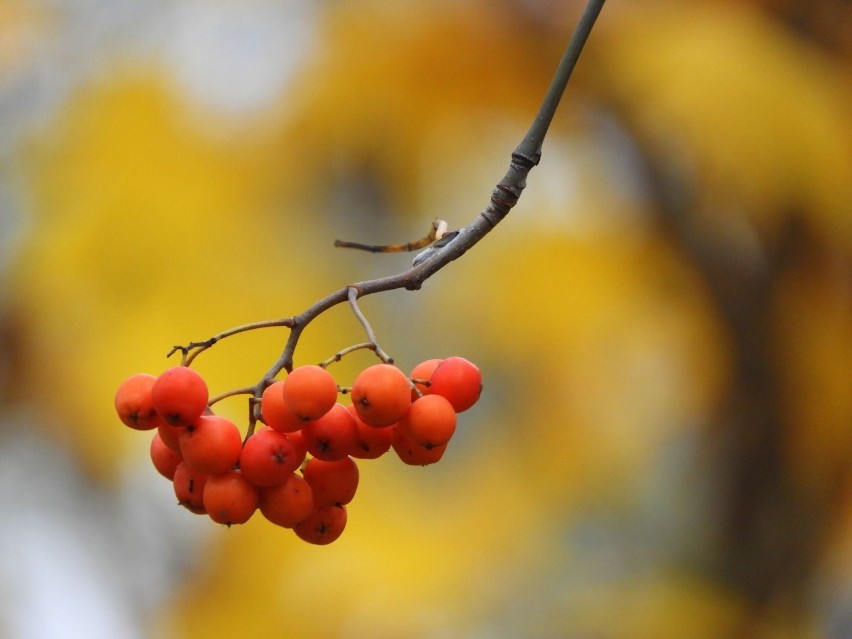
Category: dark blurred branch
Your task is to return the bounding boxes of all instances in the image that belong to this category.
[638,131,838,628]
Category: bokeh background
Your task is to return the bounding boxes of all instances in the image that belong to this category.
[1,0,851,637]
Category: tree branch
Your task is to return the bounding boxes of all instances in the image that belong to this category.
[172,0,606,403]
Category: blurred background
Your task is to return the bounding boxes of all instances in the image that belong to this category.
[1,0,851,637]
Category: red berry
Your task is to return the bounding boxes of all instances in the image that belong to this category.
[178,414,242,475]
[346,404,393,459]
[259,472,314,528]
[351,364,411,427]
[203,471,259,526]
[173,462,208,514]
[301,403,359,461]
[428,356,482,412]
[302,456,359,507]
[115,373,162,430]
[294,505,347,545]
[261,381,305,433]
[150,431,183,480]
[157,422,183,453]
[409,358,442,400]
[239,429,303,487]
[151,366,209,426]
[391,423,447,466]
[285,429,309,463]
[399,394,457,449]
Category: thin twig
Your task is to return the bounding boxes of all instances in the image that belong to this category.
[348,287,392,363]
[170,318,295,366]
[208,386,256,406]
[319,341,384,368]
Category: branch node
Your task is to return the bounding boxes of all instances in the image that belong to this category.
[511,150,540,169]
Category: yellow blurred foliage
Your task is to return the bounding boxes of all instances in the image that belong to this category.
[3,0,852,637]
[441,227,731,499]
[594,0,852,248]
[279,1,556,213]
[9,75,345,479]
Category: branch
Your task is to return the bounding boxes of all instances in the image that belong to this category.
[516,0,606,164]
[172,0,606,403]
[267,0,605,368]
[168,318,294,366]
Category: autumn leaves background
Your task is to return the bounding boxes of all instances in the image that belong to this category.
[0,0,850,637]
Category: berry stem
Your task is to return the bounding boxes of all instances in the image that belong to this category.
[208,386,257,407]
[319,341,388,368]
[347,287,392,364]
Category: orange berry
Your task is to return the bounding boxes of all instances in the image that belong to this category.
[351,364,411,427]
[150,431,182,480]
[429,356,482,412]
[408,358,442,400]
[203,471,259,526]
[115,373,162,430]
[302,456,359,507]
[259,472,314,528]
[178,415,242,475]
[173,462,208,514]
[157,422,183,453]
[301,403,358,461]
[391,423,447,466]
[239,429,303,487]
[400,394,457,449]
[285,429,308,463]
[151,366,209,426]
[282,365,338,421]
[346,404,393,459]
[261,381,305,432]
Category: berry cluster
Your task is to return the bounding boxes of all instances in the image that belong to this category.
[114,357,482,544]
